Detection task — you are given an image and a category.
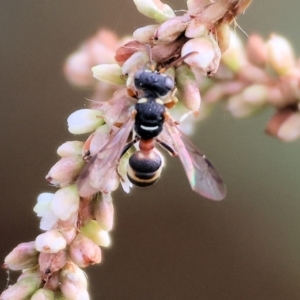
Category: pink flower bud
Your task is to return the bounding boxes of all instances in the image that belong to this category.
[31,288,55,300]
[35,230,67,253]
[114,40,145,66]
[60,226,77,244]
[50,185,80,221]
[246,34,268,67]
[175,64,201,113]
[64,51,96,88]
[0,275,40,300]
[267,34,296,76]
[39,250,67,275]
[46,156,85,187]
[182,36,221,75]
[133,0,175,23]
[57,141,84,157]
[69,234,102,268]
[133,24,159,43]
[4,241,38,271]
[186,0,209,15]
[153,15,191,44]
[81,220,111,247]
[185,19,207,39]
[93,193,114,231]
[268,110,300,142]
[60,262,89,300]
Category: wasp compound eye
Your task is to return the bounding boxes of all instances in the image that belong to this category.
[127,150,163,187]
[164,75,175,91]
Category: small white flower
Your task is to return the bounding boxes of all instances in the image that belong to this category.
[50,185,80,221]
[35,229,67,253]
[67,109,105,134]
[34,193,58,230]
[57,141,84,157]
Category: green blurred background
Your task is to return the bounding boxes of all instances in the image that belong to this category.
[1,1,300,299]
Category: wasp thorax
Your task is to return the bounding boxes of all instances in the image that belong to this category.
[127,150,163,187]
[134,69,174,97]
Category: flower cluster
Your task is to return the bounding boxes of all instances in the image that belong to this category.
[1,0,253,299]
[201,32,300,142]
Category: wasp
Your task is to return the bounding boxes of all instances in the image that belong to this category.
[77,67,226,201]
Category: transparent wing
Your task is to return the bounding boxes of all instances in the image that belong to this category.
[162,121,226,201]
[77,116,135,197]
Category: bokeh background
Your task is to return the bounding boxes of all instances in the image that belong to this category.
[1,1,300,299]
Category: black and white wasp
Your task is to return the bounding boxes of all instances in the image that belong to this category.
[77,67,226,200]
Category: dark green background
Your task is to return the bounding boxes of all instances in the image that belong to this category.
[1,1,300,299]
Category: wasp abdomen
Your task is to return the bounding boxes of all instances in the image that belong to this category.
[127,150,162,187]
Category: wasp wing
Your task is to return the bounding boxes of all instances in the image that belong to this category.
[162,121,226,201]
[77,116,135,197]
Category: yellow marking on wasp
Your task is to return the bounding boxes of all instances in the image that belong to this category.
[155,98,164,105]
[138,97,148,104]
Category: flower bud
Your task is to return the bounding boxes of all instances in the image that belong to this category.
[35,230,67,253]
[153,15,190,44]
[246,34,268,67]
[122,51,149,76]
[67,109,105,135]
[133,24,159,43]
[186,0,208,15]
[185,19,207,39]
[60,226,77,244]
[268,111,300,142]
[44,271,60,291]
[17,268,40,282]
[69,234,102,268]
[216,22,231,53]
[92,63,124,85]
[175,64,201,113]
[46,156,85,187]
[50,185,79,221]
[93,193,114,231]
[4,241,38,271]
[57,141,84,157]
[81,220,111,247]
[182,36,221,75]
[64,51,96,88]
[0,275,40,300]
[133,0,175,23]
[227,94,262,118]
[114,40,145,65]
[221,31,246,72]
[31,288,55,300]
[267,34,296,76]
[39,250,67,275]
[60,262,89,300]
[241,84,268,106]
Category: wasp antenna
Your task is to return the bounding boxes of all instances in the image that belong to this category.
[233,18,248,38]
[161,52,199,72]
